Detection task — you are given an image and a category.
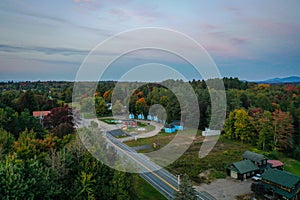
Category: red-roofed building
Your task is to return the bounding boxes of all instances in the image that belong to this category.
[33,111,51,125]
[267,160,284,170]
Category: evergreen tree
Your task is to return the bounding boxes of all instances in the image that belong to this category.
[175,174,197,200]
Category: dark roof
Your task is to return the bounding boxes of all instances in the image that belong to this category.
[108,129,129,137]
[242,151,266,162]
[232,160,259,174]
[262,169,300,189]
[164,124,175,128]
[170,120,183,126]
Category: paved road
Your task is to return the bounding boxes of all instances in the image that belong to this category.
[83,118,163,141]
[119,120,164,142]
[79,118,215,200]
[106,132,215,200]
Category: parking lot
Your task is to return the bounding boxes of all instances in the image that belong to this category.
[195,178,253,200]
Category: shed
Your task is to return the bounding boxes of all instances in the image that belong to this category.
[164,124,176,133]
[267,160,284,170]
[226,160,259,180]
[170,120,184,130]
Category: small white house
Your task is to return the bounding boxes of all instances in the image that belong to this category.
[202,128,221,136]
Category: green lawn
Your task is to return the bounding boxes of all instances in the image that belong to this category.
[133,175,166,200]
[281,158,300,176]
[166,136,256,184]
[125,132,175,153]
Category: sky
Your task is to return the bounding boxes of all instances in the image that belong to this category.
[0,0,300,82]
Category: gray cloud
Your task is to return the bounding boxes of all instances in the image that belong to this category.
[0,44,89,56]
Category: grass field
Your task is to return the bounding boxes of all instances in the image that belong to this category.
[133,175,166,200]
[281,157,300,176]
[127,131,300,184]
[125,132,175,153]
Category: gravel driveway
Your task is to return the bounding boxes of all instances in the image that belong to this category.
[195,178,253,200]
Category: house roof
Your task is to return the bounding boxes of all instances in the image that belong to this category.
[242,151,266,162]
[164,124,175,128]
[108,129,129,137]
[32,111,51,117]
[262,169,300,189]
[170,120,183,126]
[232,160,259,174]
[267,160,284,168]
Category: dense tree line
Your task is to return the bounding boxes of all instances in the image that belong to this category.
[0,78,300,198]
[0,82,136,199]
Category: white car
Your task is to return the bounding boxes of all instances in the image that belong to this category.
[252,174,262,181]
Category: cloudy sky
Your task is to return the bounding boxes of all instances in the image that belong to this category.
[0,0,299,81]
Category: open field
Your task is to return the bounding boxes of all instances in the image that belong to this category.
[281,157,300,176]
[124,132,175,153]
[125,133,300,184]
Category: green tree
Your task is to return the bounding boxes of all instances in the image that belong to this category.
[0,128,14,156]
[257,111,274,151]
[18,90,38,113]
[175,174,197,200]
[75,171,96,200]
[81,97,95,113]
[112,100,123,115]
[95,96,109,117]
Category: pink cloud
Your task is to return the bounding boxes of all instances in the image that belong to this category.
[244,17,300,36]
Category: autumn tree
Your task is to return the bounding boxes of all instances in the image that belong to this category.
[135,97,147,115]
[224,109,255,144]
[272,109,294,151]
[103,90,112,102]
[44,105,75,138]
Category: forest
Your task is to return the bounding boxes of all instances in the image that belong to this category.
[0,78,299,199]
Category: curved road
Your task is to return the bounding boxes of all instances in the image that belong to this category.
[79,118,215,200]
[84,118,164,141]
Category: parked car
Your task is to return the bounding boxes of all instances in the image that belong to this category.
[252,174,261,181]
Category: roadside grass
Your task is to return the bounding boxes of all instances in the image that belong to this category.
[281,157,300,176]
[99,118,117,124]
[133,175,166,200]
[124,132,175,153]
[125,125,155,134]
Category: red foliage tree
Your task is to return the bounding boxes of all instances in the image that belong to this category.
[44,105,76,138]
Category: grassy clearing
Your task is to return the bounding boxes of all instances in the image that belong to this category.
[166,135,256,184]
[133,175,166,200]
[124,132,175,153]
[128,131,300,184]
[99,118,117,124]
[125,125,155,134]
[281,157,300,176]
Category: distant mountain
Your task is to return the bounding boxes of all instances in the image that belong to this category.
[257,76,300,84]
